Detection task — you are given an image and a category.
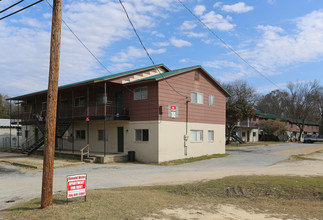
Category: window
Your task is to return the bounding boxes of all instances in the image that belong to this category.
[25,130,29,138]
[190,130,203,142]
[190,92,203,104]
[242,132,246,137]
[208,130,214,142]
[74,96,85,107]
[135,129,149,141]
[208,95,214,106]
[96,93,107,105]
[134,87,148,100]
[76,130,85,140]
[98,130,108,141]
[291,124,293,128]
[253,132,256,137]
[253,117,257,122]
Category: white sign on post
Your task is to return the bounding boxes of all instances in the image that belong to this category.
[67,174,87,200]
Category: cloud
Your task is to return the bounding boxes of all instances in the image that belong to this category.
[201,11,235,31]
[110,46,166,62]
[0,0,178,96]
[203,10,323,83]
[194,5,206,16]
[221,2,254,13]
[242,10,323,71]
[179,20,197,30]
[184,32,207,38]
[170,37,192,47]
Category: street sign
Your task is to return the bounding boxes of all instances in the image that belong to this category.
[67,174,87,200]
[85,116,90,122]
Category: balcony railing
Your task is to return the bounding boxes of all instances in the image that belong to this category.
[15,102,129,123]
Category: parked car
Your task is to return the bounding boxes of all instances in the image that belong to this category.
[303,135,323,143]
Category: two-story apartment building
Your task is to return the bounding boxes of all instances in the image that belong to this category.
[236,112,319,142]
[9,64,230,163]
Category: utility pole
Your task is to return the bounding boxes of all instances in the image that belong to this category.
[41,0,63,209]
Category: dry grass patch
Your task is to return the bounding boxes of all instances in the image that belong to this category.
[226,141,288,148]
[153,154,229,166]
[1,176,322,220]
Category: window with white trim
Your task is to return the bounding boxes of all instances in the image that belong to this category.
[208,95,214,106]
[190,92,203,104]
[190,130,203,143]
[135,129,149,141]
[134,87,148,100]
[208,130,214,142]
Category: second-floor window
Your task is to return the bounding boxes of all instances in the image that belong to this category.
[134,87,148,100]
[191,92,203,104]
[74,96,85,107]
[208,95,214,106]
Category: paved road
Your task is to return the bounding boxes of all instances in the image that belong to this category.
[0,143,319,210]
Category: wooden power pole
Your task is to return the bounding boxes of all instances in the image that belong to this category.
[41,0,63,209]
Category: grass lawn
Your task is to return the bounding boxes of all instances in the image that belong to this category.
[1,176,322,220]
[226,141,289,148]
[152,153,229,166]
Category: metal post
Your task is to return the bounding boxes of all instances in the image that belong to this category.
[9,100,12,150]
[17,101,20,148]
[104,82,107,156]
[41,0,63,209]
[87,87,89,146]
[72,89,74,154]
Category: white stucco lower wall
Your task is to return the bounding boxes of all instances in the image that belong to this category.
[158,121,225,163]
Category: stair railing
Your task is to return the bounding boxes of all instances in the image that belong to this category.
[80,144,90,162]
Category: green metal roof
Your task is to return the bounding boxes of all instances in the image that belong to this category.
[257,111,319,126]
[9,64,167,100]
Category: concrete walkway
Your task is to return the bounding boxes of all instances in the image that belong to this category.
[1,143,322,211]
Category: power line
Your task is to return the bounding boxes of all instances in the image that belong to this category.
[118,0,188,99]
[0,0,43,21]
[44,0,112,75]
[176,0,282,90]
[0,0,24,14]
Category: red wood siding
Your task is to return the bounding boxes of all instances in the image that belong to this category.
[158,70,226,124]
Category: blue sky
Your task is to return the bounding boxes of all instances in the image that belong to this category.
[0,0,322,97]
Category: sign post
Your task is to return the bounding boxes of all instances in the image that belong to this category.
[67,174,87,202]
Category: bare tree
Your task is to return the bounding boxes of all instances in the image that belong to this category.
[256,89,288,116]
[283,80,321,141]
[223,81,256,143]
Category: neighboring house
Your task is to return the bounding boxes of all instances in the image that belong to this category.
[8,64,230,163]
[235,111,319,142]
[0,119,21,148]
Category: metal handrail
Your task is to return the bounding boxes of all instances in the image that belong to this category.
[80,144,89,162]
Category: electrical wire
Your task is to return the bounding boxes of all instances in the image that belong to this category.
[0,0,24,14]
[0,0,43,21]
[118,0,189,99]
[44,0,112,75]
[176,0,282,90]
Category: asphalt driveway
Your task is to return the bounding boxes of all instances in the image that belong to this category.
[0,143,322,211]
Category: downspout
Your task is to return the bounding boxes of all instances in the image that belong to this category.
[184,97,190,156]
[104,82,107,156]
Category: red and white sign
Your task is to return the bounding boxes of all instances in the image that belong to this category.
[85,116,90,122]
[170,106,177,118]
[67,174,87,199]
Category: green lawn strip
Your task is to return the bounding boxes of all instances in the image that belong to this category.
[226,141,289,148]
[290,155,319,161]
[1,176,322,220]
[151,153,229,166]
